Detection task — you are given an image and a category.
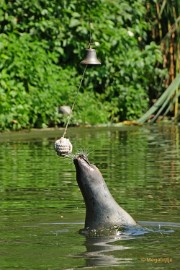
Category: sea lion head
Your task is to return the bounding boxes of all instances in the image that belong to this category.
[73,154,104,191]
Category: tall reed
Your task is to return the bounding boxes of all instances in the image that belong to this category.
[147,0,180,84]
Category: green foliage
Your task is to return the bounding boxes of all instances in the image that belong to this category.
[0,33,78,130]
[0,0,167,130]
[73,91,109,125]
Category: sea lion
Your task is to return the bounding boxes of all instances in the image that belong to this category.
[73,154,137,231]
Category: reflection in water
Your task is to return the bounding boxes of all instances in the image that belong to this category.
[83,236,132,267]
[79,221,176,268]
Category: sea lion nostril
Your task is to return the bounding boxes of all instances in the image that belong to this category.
[79,153,87,159]
[77,153,90,165]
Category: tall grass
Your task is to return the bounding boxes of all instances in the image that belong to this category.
[147,0,180,84]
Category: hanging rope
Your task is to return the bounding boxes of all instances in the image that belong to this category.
[55,65,87,156]
[55,2,101,157]
[62,65,87,137]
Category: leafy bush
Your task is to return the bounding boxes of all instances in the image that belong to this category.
[0,33,78,129]
[0,0,167,130]
[0,33,108,130]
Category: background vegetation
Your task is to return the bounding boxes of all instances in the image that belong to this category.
[0,0,179,130]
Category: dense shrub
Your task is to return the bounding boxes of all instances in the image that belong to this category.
[0,33,76,129]
[0,0,166,130]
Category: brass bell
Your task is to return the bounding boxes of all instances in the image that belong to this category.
[80,48,101,65]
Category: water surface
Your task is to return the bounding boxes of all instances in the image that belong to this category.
[0,125,179,269]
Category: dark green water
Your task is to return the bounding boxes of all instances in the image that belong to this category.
[0,125,179,270]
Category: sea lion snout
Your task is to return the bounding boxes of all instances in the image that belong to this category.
[73,154,94,171]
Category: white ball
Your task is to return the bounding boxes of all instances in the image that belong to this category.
[55,137,72,156]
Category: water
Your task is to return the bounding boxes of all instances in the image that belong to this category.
[0,125,179,269]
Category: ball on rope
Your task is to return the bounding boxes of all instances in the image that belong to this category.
[55,137,72,156]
